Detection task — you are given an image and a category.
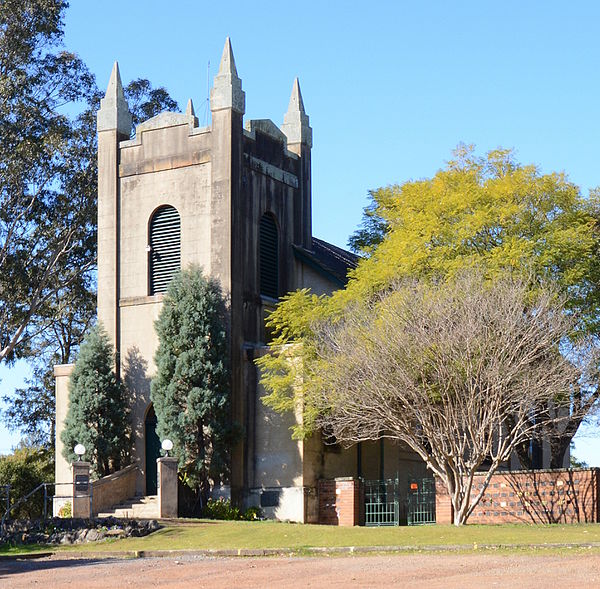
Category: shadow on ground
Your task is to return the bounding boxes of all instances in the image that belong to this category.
[0,557,124,580]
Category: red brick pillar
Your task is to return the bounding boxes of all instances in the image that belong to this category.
[318,478,360,526]
[435,477,452,524]
[335,478,360,526]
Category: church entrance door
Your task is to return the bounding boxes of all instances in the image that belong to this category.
[145,405,161,495]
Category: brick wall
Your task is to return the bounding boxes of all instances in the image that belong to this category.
[436,468,600,524]
[318,478,360,526]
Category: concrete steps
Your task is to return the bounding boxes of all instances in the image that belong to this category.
[96,495,159,519]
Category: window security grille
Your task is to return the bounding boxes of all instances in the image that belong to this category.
[149,205,181,295]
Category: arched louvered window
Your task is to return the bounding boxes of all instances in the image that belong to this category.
[259,213,279,299]
[149,205,181,295]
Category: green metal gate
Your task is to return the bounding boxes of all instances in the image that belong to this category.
[363,477,436,526]
[407,478,436,525]
[364,479,401,526]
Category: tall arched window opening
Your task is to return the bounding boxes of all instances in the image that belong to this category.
[259,213,279,299]
[149,205,181,295]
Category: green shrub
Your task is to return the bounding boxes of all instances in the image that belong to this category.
[201,498,264,521]
[0,446,53,519]
[242,506,263,521]
[202,498,241,520]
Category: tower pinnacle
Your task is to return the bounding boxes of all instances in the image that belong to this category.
[281,78,312,148]
[218,37,238,77]
[186,98,196,117]
[97,61,132,136]
[210,37,245,114]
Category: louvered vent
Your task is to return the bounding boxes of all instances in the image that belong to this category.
[259,214,278,299]
[149,205,181,295]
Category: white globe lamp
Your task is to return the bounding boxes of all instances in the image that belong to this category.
[161,439,173,457]
[74,444,86,461]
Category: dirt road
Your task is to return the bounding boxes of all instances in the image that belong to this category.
[2,552,599,588]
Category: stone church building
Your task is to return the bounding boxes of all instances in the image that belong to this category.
[54,39,428,522]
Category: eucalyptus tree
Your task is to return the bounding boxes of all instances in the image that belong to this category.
[0,0,178,443]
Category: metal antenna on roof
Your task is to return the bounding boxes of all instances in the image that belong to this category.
[204,60,210,127]
[197,60,211,127]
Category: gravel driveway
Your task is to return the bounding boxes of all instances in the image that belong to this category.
[2,552,599,588]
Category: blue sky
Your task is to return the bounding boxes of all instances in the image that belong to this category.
[1,1,600,462]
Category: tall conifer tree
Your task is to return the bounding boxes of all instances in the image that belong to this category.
[151,266,235,506]
[61,325,131,477]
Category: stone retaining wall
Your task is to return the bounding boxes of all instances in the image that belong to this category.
[91,464,138,516]
[0,517,159,545]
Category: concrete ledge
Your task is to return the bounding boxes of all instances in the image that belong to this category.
[243,154,298,188]
[119,150,211,178]
[53,364,75,377]
[472,467,600,476]
[119,295,164,308]
[29,541,600,561]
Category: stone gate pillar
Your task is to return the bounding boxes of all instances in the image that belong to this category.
[157,457,178,518]
[72,461,91,519]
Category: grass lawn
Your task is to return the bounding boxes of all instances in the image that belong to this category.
[0,543,54,556]
[3,520,600,556]
[53,520,600,553]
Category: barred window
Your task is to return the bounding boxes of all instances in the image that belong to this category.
[149,205,181,295]
[259,213,278,299]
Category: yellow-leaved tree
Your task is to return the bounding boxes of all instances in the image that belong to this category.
[257,146,600,474]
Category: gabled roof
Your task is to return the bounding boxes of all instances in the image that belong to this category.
[294,237,359,288]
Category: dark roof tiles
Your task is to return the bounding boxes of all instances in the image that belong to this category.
[294,237,359,286]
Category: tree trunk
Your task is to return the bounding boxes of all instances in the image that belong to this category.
[514,441,533,470]
[549,435,571,469]
[451,494,469,526]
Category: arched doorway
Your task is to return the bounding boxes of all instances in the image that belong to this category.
[144,405,161,495]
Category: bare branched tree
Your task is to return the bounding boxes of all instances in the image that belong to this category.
[312,274,596,525]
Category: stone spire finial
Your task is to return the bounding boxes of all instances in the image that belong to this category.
[288,78,306,115]
[186,98,195,117]
[281,78,312,148]
[218,37,238,77]
[97,61,132,136]
[210,37,245,114]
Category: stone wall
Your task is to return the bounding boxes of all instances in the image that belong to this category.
[0,518,159,545]
[435,468,600,524]
[318,478,360,526]
[91,464,138,517]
